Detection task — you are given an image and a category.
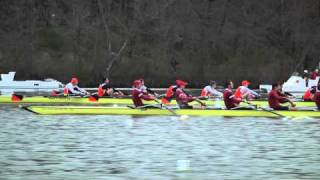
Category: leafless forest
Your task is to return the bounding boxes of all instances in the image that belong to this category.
[0,0,320,87]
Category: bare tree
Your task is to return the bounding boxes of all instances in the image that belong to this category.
[97,0,128,78]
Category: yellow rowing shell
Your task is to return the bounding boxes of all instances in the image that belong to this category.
[23,106,320,117]
[0,96,316,107]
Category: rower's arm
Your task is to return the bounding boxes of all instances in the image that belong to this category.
[178,93,195,103]
[71,85,88,95]
[112,88,120,93]
[66,84,82,95]
[139,93,155,101]
[208,88,223,97]
[285,98,296,107]
[274,92,295,106]
[77,86,89,94]
[146,88,158,95]
[250,89,259,96]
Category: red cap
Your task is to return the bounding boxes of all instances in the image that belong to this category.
[71,78,79,84]
[133,80,142,87]
[176,80,187,87]
[242,80,250,86]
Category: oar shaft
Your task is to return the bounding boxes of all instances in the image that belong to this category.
[194,98,206,107]
[154,99,178,116]
[242,101,285,117]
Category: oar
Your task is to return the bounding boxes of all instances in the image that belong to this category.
[242,101,285,118]
[127,104,161,109]
[295,106,318,111]
[194,98,207,107]
[154,99,178,116]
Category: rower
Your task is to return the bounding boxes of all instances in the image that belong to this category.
[161,81,179,104]
[132,80,155,107]
[275,83,294,99]
[223,80,242,110]
[140,79,159,97]
[310,69,319,80]
[303,86,316,101]
[234,80,260,100]
[313,81,320,110]
[200,80,223,98]
[268,83,296,110]
[175,80,196,109]
[64,77,89,96]
[97,77,124,97]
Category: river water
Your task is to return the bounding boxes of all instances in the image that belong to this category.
[1,106,320,180]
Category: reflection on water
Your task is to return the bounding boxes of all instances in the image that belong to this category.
[1,106,320,179]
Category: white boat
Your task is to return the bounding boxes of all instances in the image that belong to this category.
[260,74,319,96]
[0,72,63,95]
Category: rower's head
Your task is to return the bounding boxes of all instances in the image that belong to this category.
[241,80,250,87]
[272,83,281,91]
[315,69,319,73]
[176,80,187,89]
[102,77,110,84]
[133,80,142,89]
[103,77,110,84]
[140,79,145,85]
[209,80,217,88]
[225,80,233,89]
[71,78,79,85]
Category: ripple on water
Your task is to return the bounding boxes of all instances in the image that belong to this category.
[0,106,320,179]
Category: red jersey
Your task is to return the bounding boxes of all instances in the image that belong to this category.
[165,85,178,99]
[303,88,312,101]
[175,88,194,106]
[132,88,154,107]
[223,88,241,109]
[310,72,319,80]
[162,85,178,104]
[314,85,320,109]
[314,92,320,109]
[268,90,288,109]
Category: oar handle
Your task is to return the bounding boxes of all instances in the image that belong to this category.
[242,100,257,108]
[195,98,207,107]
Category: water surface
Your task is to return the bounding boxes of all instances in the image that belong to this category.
[1,106,320,180]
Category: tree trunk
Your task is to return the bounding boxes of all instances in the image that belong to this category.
[97,0,128,78]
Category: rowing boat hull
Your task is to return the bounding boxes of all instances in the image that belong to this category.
[24,106,320,117]
[0,96,316,107]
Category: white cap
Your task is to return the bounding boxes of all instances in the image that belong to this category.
[304,70,308,73]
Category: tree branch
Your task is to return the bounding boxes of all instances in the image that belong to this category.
[105,40,128,77]
[97,0,111,51]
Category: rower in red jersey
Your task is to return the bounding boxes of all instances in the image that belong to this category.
[131,80,155,107]
[313,81,320,110]
[223,80,242,110]
[175,80,197,109]
[268,83,296,110]
[310,69,319,80]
